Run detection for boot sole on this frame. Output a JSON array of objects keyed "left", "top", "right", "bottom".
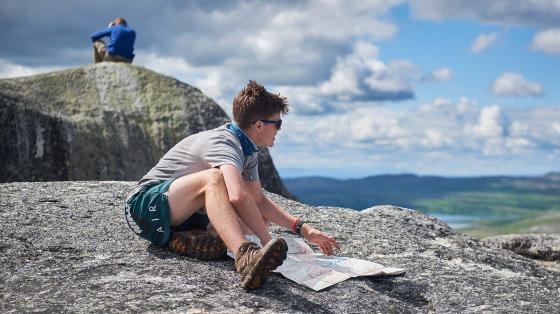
[
  {"left": 168, "top": 231, "right": 227, "bottom": 260},
  {"left": 240, "top": 238, "right": 288, "bottom": 290}
]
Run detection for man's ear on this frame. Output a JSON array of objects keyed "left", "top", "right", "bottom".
[{"left": 255, "top": 120, "right": 263, "bottom": 131}]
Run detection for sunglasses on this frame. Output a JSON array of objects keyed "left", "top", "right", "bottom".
[{"left": 253, "top": 119, "right": 282, "bottom": 130}]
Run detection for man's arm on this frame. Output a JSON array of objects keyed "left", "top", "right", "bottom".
[
  {"left": 91, "top": 28, "right": 111, "bottom": 42},
  {"left": 219, "top": 164, "right": 272, "bottom": 245},
  {"left": 245, "top": 180, "right": 340, "bottom": 256}
]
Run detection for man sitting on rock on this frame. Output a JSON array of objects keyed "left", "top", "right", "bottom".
[
  {"left": 124, "top": 80, "right": 339, "bottom": 290},
  {"left": 91, "top": 17, "right": 135, "bottom": 63}
]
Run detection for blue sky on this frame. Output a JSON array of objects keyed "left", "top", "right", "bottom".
[{"left": 1, "top": 0, "right": 559, "bottom": 179}]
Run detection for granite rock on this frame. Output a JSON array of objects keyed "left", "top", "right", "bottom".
[
  {"left": 481, "top": 233, "right": 560, "bottom": 261},
  {"left": 0, "top": 63, "right": 293, "bottom": 199},
  {"left": 1, "top": 181, "right": 559, "bottom": 313}
]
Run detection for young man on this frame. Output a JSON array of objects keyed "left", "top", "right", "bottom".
[
  {"left": 124, "top": 81, "right": 339, "bottom": 290},
  {"left": 91, "top": 17, "right": 136, "bottom": 63}
]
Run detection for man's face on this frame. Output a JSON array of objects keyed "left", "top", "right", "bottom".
[{"left": 259, "top": 113, "right": 281, "bottom": 147}]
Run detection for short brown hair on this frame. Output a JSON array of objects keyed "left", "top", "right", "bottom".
[
  {"left": 114, "top": 17, "right": 127, "bottom": 26},
  {"left": 233, "top": 80, "right": 289, "bottom": 128}
]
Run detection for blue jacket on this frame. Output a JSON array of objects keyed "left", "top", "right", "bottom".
[{"left": 91, "top": 24, "right": 136, "bottom": 60}]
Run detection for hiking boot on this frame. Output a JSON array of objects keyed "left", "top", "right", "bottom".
[
  {"left": 168, "top": 229, "right": 227, "bottom": 260},
  {"left": 235, "top": 238, "right": 288, "bottom": 290}
]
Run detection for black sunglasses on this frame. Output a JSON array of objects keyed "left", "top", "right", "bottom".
[{"left": 253, "top": 119, "right": 282, "bottom": 130}]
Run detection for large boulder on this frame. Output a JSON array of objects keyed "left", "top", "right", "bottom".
[
  {"left": 482, "top": 234, "right": 560, "bottom": 261},
  {"left": 0, "top": 63, "right": 293, "bottom": 199},
  {"left": 1, "top": 181, "right": 558, "bottom": 313}
]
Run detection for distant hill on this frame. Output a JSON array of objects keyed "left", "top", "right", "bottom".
[{"left": 284, "top": 173, "right": 560, "bottom": 218}]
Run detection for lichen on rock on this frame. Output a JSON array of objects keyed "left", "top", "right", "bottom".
[{"left": 0, "top": 63, "right": 292, "bottom": 198}]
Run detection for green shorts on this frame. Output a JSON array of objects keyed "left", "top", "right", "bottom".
[{"left": 124, "top": 179, "right": 210, "bottom": 246}]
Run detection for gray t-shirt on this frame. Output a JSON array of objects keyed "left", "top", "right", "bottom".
[{"left": 138, "top": 123, "right": 259, "bottom": 188}]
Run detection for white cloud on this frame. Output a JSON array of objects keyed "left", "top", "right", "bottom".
[
  {"left": 480, "top": 136, "right": 535, "bottom": 156},
  {"left": 0, "top": 0, "right": 404, "bottom": 88},
  {"left": 432, "top": 67, "right": 453, "bottom": 80},
  {"left": 490, "top": 72, "right": 544, "bottom": 97},
  {"left": 419, "top": 97, "right": 453, "bottom": 113},
  {"left": 275, "top": 112, "right": 560, "bottom": 177},
  {"left": 470, "top": 33, "right": 498, "bottom": 53},
  {"left": 422, "top": 67, "right": 453, "bottom": 81},
  {"left": 552, "top": 122, "right": 560, "bottom": 134},
  {"left": 457, "top": 97, "right": 478, "bottom": 114},
  {"left": 421, "top": 129, "right": 455, "bottom": 149},
  {"left": 320, "top": 42, "right": 419, "bottom": 100},
  {"left": 464, "top": 105, "right": 509, "bottom": 138},
  {"left": 409, "top": 0, "right": 560, "bottom": 28},
  {"left": 0, "top": 59, "right": 61, "bottom": 79},
  {"left": 419, "top": 96, "right": 476, "bottom": 117},
  {"left": 276, "top": 41, "right": 422, "bottom": 114},
  {"left": 532, "top": 28, "right": 560, "bottom": 54},
  {"left": 351, "top": 112, "right": 409, "bottom": 143},
  {"left": 134, "top": 53, "right": 238, "bottom": 112},
  {"left": 275, "top": 101, "right": 559, "bottom": 175},
  {"left": 511, "top": 121, "right": 530, "bottom": 137}
]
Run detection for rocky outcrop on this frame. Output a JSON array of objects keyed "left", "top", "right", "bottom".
[
  {"left": 1, "top": 181, "right": 559, "bottom": 313},
  {"left": 482, "top": 234, "right": 560, "bottom": 261},
  {"left": 0, "top": 63, "right": 293, "bottom": 199}
]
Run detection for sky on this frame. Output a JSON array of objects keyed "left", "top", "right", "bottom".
[{"left": 1, "top": 0, "right": 559, "bottom": 179}]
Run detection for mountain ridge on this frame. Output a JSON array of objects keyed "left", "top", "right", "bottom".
[{"left": 284, "top": 172, "right": 560, "bottom": 214}]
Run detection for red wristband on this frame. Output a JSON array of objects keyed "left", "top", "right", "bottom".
[{"left": 291, "top": 217, "right": 300, "bottom": 234}]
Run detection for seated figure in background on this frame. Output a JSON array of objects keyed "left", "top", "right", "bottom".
[{"left": 91, "top": 17, "right": 135, "bottom": 63}]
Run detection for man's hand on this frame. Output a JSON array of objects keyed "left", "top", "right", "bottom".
[{"left": 301, "top": 225, "right": 340, "bottom": 256}]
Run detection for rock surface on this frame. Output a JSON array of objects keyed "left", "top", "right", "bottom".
[
  {"left": 1, "top": 181, "right": 559, "bottom": 313},
  {"left": 0, "top": 63, "right": 293, "bottom": 199},
  {"left": 482, "top": 234, "right": 560, "bottom": 261}
]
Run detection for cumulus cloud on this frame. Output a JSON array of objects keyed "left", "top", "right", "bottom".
[
  {"left": 532, "top": 28, "right": 560, "bottom": 54},
  {"left": 470, "top": 33, "right": 498, "bottom": 53},
  {"left": 552, "top": 122, "right": 560, "bottom": 134},
  {"left": 422, "top": 67, "right": 453, "bottom": 81},
  {"left": 419, "top": 96, "right": 476, "bottom": 117},
  {"left": 275, "top": 41, "right": 424, "bottom": 115},
  {"left": 420, "top": 129, "right": 455, "bottom": 149},
  {"left": 491, "top": 72, "right": 544, "bottom": 97},
  {"left": 409, "top": 0, "right": 560, "bottom": 28},
  {"left": 0, "top": 58, "right": 61, "bottom": 79},
  {"left": 276, "top": 99, "right": 559, "bottom": 170},
  {"left": 1, "top": 0, "right": 428, "bottom": 115},
  {"left": 464, "top": 105, "right": 510, "bottom": 138},
  {"left": 319, "top": 41, "right": 418, "bottom": 101},
  {"left": 271, "top": 93, "right": 560, "bottom": 176},
  {"left": 0, "top": 0, "right": 425, "bottom": 115},
  {"left": 0, "top": 0, "right": 402, "bottom": 86}
]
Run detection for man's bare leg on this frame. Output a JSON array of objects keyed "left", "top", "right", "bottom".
[
  {"left": 166, "top": 169, "right": 288, "bottom": 289},
  {"left": 165, "top": 168, "right": 246, "bottom": 253}
]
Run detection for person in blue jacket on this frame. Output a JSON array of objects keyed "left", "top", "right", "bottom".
[{"left": 91, "top": 17, "right": 136, "bottom": 63}]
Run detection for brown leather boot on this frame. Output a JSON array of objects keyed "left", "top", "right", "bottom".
[
  {"left": 235, "top": 238, "right": 288, "bottom": 290},
  {"left": 168, "top": 230, "right": 227, "bottom": 260}
]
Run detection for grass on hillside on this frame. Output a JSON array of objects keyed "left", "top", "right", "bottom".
[
  {"left": 413, "top": 191, "right": 560, "bottom": 216},
  {"left": 412, "top": 191, "right": 560, "bottom": 239},
  {"left": 458, "top": 210, "right": 560, "bottom": 239}
]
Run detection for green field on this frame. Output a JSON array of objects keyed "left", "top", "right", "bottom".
[
  {"left": 284, "top": 173, "right": 560, "bottom": 238},
  {"left": 460, "top": 210, "right": 560, "bottom": 239}
]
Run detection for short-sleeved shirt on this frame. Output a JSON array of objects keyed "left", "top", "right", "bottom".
[{"left": 137, "top": 123, "right": 260, "bottom": 189}]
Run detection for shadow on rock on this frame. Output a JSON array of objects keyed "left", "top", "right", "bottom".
[
  {"left": 252, "top": 282, "right": 336, "bottom": 314},
  {"left": 366, "top": 276, "right": 434, "bottom": 311}
]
